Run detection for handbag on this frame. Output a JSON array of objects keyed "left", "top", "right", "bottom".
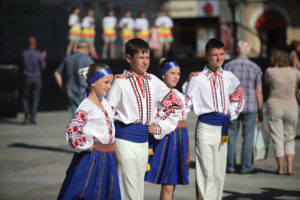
[{"left": 253, "top": 123, "right": 269, "bottom": 161}]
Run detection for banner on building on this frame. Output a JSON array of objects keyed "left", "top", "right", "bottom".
[{"left": 166, "top": 0, "right": 219, "bottom": 18}]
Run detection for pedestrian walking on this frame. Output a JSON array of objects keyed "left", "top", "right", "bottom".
[
  {"left": 54, "top": 41, "right": 94, "bottom": 118},
  {"left": 22, "top": 36, "right": 46, "bottom": 125},
  {"left": 224, "top": 39, "right": 263, "bottom": 174}
]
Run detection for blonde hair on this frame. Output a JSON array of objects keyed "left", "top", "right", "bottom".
[
  {"left": 86, "top": 63, "right": 110, "bottom": 81},
  {"left": 270, "top": 48, "right": 290, "bottom": 68}
]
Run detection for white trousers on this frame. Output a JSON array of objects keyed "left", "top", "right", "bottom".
[
  {"left": 195, "top": 122, "right": 227, "bottom": 200},
  {"left": 115, "top": 138, "right": 148, "bottom": 200}
]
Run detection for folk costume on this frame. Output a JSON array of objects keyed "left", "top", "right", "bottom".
[
  {"left": 58, "top": 69, "right": 121, "bottom": 200},
  {"left": 145, "top": 88, "right": 190, "bottom": 185},
  {"left": 102, "top": 16, "right": 117, "bottom": 42},
  {"left": 119, "top": 17, "right": 135, "bottom": 44},
  {"left": 184, "top": 66, "right": 244, "bottom": 200},
  {"left": 107, "top": 70, "right": 182, "bottom": 199},
  {"left": 81, "top": 16, "right": 95, "bottom": 43},
  {"left": 155, "top": 16, "right": 173, "bottom": 44},
  {"left": 68, "top": 14, "right": 81, "bottom": 41},
  {"left": 134, "top": 18, "right": 149, "bottom": 42}
]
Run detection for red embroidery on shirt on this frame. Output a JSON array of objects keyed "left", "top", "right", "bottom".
[
  {"left": 66, "top": 110, "right": 88, "bottom": 148},
  {"left": 229, "top": 84, "right": 244, "bottom": 114},
  {"left": 104, "top": 110, "right": 114, "bottom": 143}
]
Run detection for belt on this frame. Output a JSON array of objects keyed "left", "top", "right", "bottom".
[{"left": 176, "top": 120, "right": 187, "bottom": 129}]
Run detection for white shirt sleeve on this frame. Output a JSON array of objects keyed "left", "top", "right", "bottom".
[
  {"left": 69, "top": 14, "right": 79, "bottom": 26},
  {"left": 154, "top": 79, "right": 182, "bottom": 137},
  {"left": 65, "top": 109, "right": 94, "bottom": 152},
  {"left": 227, "top": 73, "right": 245, "bottom": 120}
]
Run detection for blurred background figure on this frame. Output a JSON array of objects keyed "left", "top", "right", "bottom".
[
  {"left": 54, "top": 41, "right": 94, "bottom": 118},
  {"left": 264, "top": 48, "right": 299, "bottom": 175},
  {"left": 81, "top": 9, "right": 99, "bottom": 60},
  {"left": 66, "top": 6, "right": 81, "bottom": 56},
  {"left": 119, "top": 9, "right": 135, "bottom": 54},
  {"left": 134, "top": 11, "right": 149, "bottom": 42},
  {"left": 224, "top": 40, "right": 263, "bottom": 174},
  {"left": 288, "top": 40, "right": 300, "bottom": 70},
  {"left": 102, "top": 9, "right": 117, "bottom": 59},
  {"left": 149, "top": 22, "right": 160, "bottom": 58},
  {"left": 22, "top": 36, "right": 46, "bottom": 125},
  {"left": 155, "top": 9, "right": 173, "bottom": 57}
]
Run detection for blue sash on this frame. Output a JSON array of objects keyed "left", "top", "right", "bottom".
[
  {"left": 114, "top": 120, "right": 149, "bottom": 143},
  {"left": 198, "top": 112, "right": 230, "bottom": 144}
]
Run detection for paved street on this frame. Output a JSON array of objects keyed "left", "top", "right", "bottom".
[{"left": 0, "top": 110, "right": 300, "bottom": 200}]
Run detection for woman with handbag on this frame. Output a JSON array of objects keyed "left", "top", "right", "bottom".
[{"left": 265, "top": 48, "right": 300, "bottom": 175}]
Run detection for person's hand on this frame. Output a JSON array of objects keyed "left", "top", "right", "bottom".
[
  {"left": 114, "top": 74, "right": 125, "bottom": 79},
  {"left": 256, "top": 111, "right": 263, "bottom": 122},
  {"left": 188, "top": 71, "right": 200, "bottom": 80},
  {"left": 88, "top": 145, "right": 94, "bottom": 152},
  {"left": 42, "top": 50, "right": 47, "bottom": 58},
  {"left": 148, "top": 125, "right": 156, "bottom": 135}
]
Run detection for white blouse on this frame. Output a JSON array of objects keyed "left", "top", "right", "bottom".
[
  {"left": 155, "top": 16, "right": 173, "bottom": 28},
  {"left": 68, "top": 14, "right": 81, "bottom": 27},
  {"left": 66, "top": 98, "right": 115, "bottom": 152},
  {"left": 82, "top": 16, "right": 95, "bottom": 29},
  {"left": 134, "top": 18, "right": 149, "bottom": 30},
  {"left": 119, "top": 17, "right": 135, "bottom": 30},
  {"left": 184, "top": 66, "right": 244, "bottom": 120},
  {"left": 102, "top": 16, "right": 117, "bottom": 28},
  {"left": 107, "top": 70, "right": 182, "bottom": 135}
]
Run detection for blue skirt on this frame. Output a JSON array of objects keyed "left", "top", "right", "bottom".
[
  {"left": 145, "top": 128, "right": 189, "bottom": 185},
  {"left": 58, "top": 151, "right": 121, "bottom": 200}
]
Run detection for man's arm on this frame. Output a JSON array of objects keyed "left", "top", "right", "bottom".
[
  {"left": 54, "top": 71, "right": 65, "bottom": 92},
  {"left": 256, "top": 85, "right": 263, "bottom": 122}
]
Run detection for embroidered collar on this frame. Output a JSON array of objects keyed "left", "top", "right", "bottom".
[
  {"left": 203, "top": 66, "right": 223, "bottom": 78},
  {"left": 124, "top": 70, "right": 152, "bottom": 80}
]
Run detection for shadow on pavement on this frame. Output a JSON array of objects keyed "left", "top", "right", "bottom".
[
  {"left": 8, "top": 143, "right": 72, "bottom": 153},
  {"left": 224, "top": 188, "right": 300, "bottom": 199},
  {"left": 0, "top": 118, "right": 24, "bottom": 125}
]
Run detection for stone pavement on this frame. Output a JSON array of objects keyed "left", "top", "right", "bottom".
[{"left": 0, "top": 110, "right": 299, "bottom": 200}]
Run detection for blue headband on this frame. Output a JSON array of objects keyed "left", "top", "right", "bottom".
[
  {"left": 161, "top": 61, "right": 179, "bottom": 76},
  {"left": 82, "top": 68, "right": 113, "bottom": 100}
]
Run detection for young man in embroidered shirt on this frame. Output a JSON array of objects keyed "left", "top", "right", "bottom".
[
  {"left": 107, "top": 38, "right": 182, "bottom": 200},
  {"left": 184, "top": 38, "right": 245, "bottom": 200}
]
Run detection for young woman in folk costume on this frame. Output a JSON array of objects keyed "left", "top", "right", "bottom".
[
  {"left": 119, "top": 9, "right": 135, "bottom": 54},
  {"left": 134, "top": 11, "right": 150, "bottom": 42},
  {"left": 145, "top": 58, "right": 191, "bottom": 200},
  {"left": 102, "top": 9, "right": 117, "bottom": 59},
  {"left": 58, "top": 63, "right": 121, "bottom": 200},
  {"left": 66, "top": 6, "right": 81, "bottom": 55},
  {"left": 81, "top": 9, "right": 99, "bottom": 60}
]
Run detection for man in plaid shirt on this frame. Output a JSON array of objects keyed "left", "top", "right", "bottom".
[{"left": 224, "top": 39, "right": 263, "bottom": 174}]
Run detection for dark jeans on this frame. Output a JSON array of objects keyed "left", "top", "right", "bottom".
[
  {"left": 227, "top": 112, "right": 256, "bottom": 173},
  {"left": 22, "top": 77, "right": 42, "bottom": 122}
]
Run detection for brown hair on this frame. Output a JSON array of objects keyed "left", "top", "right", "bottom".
[
  {"left": 270, "top": 48, "right": 290, "bottom": 68},
  {"left": 125, "top": 38, "right": 149, "bottom": 58},
  {"left": 86, "top": 63, "right": 110, "bottom": 82}
]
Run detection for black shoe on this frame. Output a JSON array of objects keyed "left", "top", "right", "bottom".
[
  {"left": 29, "top": 120, "right": 36, "bottom": 125},
  {"left": 239, "top": 168, "right": 259, "bottom": 174},
  {"left": 226, "top": 169, "right": 235, "bottom": 174}
]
